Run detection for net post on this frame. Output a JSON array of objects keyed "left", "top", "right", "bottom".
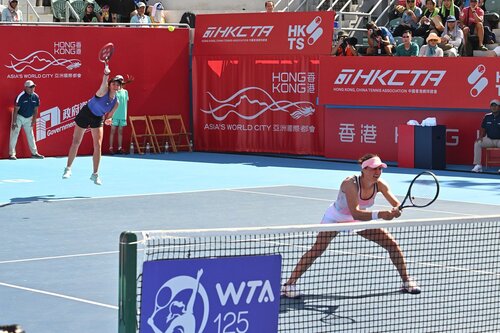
[{"left": 118, "top": 231, "right": 138, "bottom": 333}]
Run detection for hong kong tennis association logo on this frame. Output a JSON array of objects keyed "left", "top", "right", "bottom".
[
  {"left": 288, "top": 16, "right": 323, "bottom": 50},
  {"left": 147, "top": 269, "right": 209, "bottom": 333},
  {"left": 467, "top": 64, "right": 488, "bottom": 98}
]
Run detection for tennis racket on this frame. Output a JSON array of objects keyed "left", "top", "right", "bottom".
[
  {"left": 399, "top": 171, "right": 439, "bottom": 210},
  {"left": 99, "top": 43, "right": 114, "bottom": 73},
  {"left": 99, "top": 42, "right": 114, "bottom": 64}
]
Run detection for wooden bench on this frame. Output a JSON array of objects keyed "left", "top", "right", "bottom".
[{"left": 484, "top": 148, "right": 500, "bottom": 168}]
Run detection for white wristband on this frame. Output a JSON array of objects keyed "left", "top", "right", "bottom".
[{"left": 371, "top": 210, "right": 379, "bottom": 220}]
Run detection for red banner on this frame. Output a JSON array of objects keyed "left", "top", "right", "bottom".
[
  {"left": 0, "top": 26, "right": 190, "bottom": 158},
  {"left": 319, "top": 57, "right": 499, "bottom": 110},
  {"left": 324, "top": 108, "right": 484, "bottom": 165},
  {"left": 319, "top": 56, "right": 500, "bottom": 165},
  {"left": 194, "top": 12, "right": 334, "bottom": 55},
  {"left": 193, "top": 56, "right": 324, "bottom": 155}
]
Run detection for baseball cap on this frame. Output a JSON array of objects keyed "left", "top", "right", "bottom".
[
  {"left": 110, "top": 75, "right": 124, "bottom": 83},
  {"left": 361, "top": 156, "right": 387, "bottom": 169},
  {"left": 490, "top": 99, "right": 500, "bottom": 106},
  {"left": 337, "top": 30, "right": 349, "bottom": 38},
  {"left": 446, "top": 16, "right": 456, "bottom": 22},
  {"left": 137, "top": 2, "right": 146, "bottom": 7},
  {"left": 24, "top": 80, "right": 36, "bottom": 88}
]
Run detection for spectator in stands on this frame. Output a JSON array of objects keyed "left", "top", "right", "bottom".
[
  {"left": 435, "top": 0, "right": 460, "bottom": 33},
  {"left": 415, "top": 0, "right": 440, "bottom": 39},
  {"left": 332, "top": 30, "right": 359, "bottom": 56},
  {"left": 82, "top": 2, "right": 100, "bottom": 23},
  {"left": 471, "top": 99, "right": 500, "bottom": 173},
  {"left": 180, "top": 11, "right": 195, "bottom": 28},
  {"left": 393, "top": 0, "right": 422, "bottom": 36},
  {"left": 265, "top": 1, "right": 274, "bottom": 13},
  {"left": 439, "top": 16, "right": 464, "bottom": 56},
  {"left": 130, "top": 2, "right": 151, "bottom": 26},
  {"left": 148, "top": 2, "right": 167, "bottom": 26},
  {"left": 2, "top": 0, "right": 23, "bottom": 22},
  {"left": 109, "top": 74, "right": 133, "bottom": 155},
  {"left": 460, "top": 0, "right": 488, "bottom": 51},
  {"left": 395, "top": 30, "right": 420, "bottom": 55},
  {"left": 366, "top": 21, "right": 396, "bottom": 55},
  {"left": 9, "top": 80, "right": 44, "bottom": 160},
  {"left": 419, "top": 32, "right": 444, "bottom": 55},
  {"left": 100, "top": 4, "right": 114, "bottom": 23}
]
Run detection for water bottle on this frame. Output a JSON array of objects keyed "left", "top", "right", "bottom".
[
  {"left": 189, "top": 139, "right": 193, "bottom": 152},
  {"left": 146, "top": 142, "right": 151, "bottom": 154},
  {"left": 164, "top": 141, "right": 169, "bottom": 154},
  {"left": 129, "top": 142, "right": 134, "bottom": 155}
]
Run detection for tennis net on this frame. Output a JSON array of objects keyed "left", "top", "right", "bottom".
[{"left": 119, "top": 215, "right": 500, "bottom": 333}]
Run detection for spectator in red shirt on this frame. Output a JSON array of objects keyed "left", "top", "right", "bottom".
[{"left": 460, "top": 0, "right": 488, "bottom": 51}]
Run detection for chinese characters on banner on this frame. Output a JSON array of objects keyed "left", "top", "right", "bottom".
[{"left": 320, "top": 57, "right": 500, "bottom": 165}]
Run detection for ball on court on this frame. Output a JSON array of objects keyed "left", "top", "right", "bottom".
[{"left": 167, "top": 25, "right": 175, "bottom": 32}]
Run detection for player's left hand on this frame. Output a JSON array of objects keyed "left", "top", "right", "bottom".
[{"left": 104, "top": 118, "right": 112, "bottom": 126}]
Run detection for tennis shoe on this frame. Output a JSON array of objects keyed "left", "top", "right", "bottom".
[
  {"left": 9, "top": 155, "right": 17, "bottom": 160},
  {"left": 31, "top": 153, "right": 44, "bottom": 159},
  {"left": 62, "top": 167, "right": 71, "bottom": 179},
  {"left": 281, "top": 284, "right": 302, "bottom": 298},
  {"left": 90, "top": 173, "right": 102, "bottom": 185},
  {"left": 471, "top": 165, "right": 482, "bottom": 173},
  {"left": 402, "top": 278, "right": 421, "bottom": 294}
]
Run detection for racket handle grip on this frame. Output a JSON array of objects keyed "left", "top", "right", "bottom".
[{"left": 104, "top": 64, "right": 110, "bottom": 75}]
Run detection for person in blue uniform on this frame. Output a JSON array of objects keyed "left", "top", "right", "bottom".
[{"left": 9, "top": 80, "right": 44, "bottom": 160}]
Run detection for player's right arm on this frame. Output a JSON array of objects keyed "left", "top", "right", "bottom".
[{"left": 96, "top": 71, "right": 110, "bottom": 97}]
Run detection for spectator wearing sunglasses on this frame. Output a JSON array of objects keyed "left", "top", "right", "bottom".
[
  {"left": 2, "top": 0, "right": 23, "bottom": 22},
  {"left": 419, "top": 32, "right": 444, "bottom": 56},
  {"left": 460, "top": 0, "right": 488, "bottom": 51},
  {"left": 393, "top": 0, "right": 422, "bottom": 37},
  {"left": 395, "top": 30, "right": 420, "bottom": 56},
  {"left": 439, "top": 16, "right": 463, "bottom": 56}
]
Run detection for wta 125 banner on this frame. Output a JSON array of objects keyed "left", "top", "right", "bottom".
[{"left": 140, "top": 255, "right": 281, "bottom": 333}]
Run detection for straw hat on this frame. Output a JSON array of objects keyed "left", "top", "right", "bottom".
[{"left": 426, "top": 32, "right": 441, "bottom": 43}]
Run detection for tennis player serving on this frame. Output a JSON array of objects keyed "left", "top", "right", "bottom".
[
  {"left": 282, "top": 153, "right": 420, "bottom": 298},
  {"left": 62, "top": 43, "right": 120, "bottom": 185}
]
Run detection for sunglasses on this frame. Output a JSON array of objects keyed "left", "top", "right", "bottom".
[
  {"left": 402, "top": 35, "right": 410, "bottom": 38},
  {"left": 429, "top": 39, "right": 439, "bottom": 42}
]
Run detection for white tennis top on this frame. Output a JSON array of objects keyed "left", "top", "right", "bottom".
[{"left": 322, "top": 175, "right": 378, "bottom": 224}]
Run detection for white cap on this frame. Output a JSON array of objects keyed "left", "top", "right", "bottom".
[
  {"left": 137, "top": 2, "right": 146, "bottom": 7},
  {"left": 490, "top": 99, "right": 500, "bottom": 106},
  {"left": 24, "top": 80, "right": 36, "bottom": 87}
]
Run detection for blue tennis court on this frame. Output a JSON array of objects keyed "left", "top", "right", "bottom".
[{"left": 0, "top": 153, "right": 499, "bottom": 332}]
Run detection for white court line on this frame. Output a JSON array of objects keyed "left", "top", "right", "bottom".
[
  {"left": 0, "top": 184, "right": 292, "bottom": 207},
  {"left": 227, "top": 188, "right": 476, "bottom": 216},
  {"left": 0, "top": 281, "right": 118, "bottom": 310},
  {"left": 0, "top": 250, "right": 118, "bottom": 265}
]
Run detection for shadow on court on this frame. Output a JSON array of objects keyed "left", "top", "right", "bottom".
[{"left": 0, "top": 194, "right": 90, "bottom": 208}]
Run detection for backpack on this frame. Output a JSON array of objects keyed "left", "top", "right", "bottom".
[{"left": 180, "top": 11, "right": 195, "bottom": 28}]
